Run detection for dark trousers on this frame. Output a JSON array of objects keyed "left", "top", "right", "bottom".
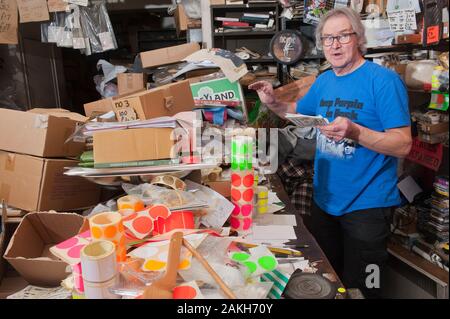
[{"left": 310, "top": 201, "right": 392, "bottom": 299}]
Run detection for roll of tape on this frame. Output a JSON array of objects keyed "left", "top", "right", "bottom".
[
  {"left": 117, "top": 195, "right": 145, "bottom": 212},
  {"left": 83, "top": 275, "right": 120, "bottom": 299},
  {"left": 81, "top": 240, "right": 117, "bottom": 283}
]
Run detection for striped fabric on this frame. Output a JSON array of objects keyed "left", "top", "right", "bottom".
[{"left": 260, "top": 269, "right": 291, "bottom": 299}]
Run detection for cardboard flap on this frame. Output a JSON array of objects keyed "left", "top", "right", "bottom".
[{"left": 28, "top": 108, "right": 88, "bottom": 123}]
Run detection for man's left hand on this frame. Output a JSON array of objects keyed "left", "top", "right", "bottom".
[{"left": 318, "top": 116, "right": 359, "bottom": 142}]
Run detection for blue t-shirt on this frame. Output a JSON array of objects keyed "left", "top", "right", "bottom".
[{"left": 296, "top": 61, "right": 410, "bottom": 216}]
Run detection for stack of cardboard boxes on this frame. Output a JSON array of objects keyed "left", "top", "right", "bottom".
[{"left": 0, "top": 108, "right": 101, "bottom": 212}]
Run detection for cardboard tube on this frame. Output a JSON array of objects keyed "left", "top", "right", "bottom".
[{"left": 81, "top": 240, "right": 117, "bottom": 283}]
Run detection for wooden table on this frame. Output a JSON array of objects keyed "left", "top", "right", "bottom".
[{"left": 267, "top": 174, "right": 344, "bottom": 290}]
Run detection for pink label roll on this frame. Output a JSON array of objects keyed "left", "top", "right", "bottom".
[{"left": 230, "top": 216, "right": 253, "bottom": 232}]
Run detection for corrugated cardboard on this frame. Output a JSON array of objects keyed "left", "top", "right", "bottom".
[
  {"left": 140, "top": 42, "right": 200, "bottom": 69},
  {"left": 0, "top": 151, "right": 101, "bottom": 212},
  {"left": 4, "top": 212, "right": 84, "bottom": 286},
  {"left": 83, "top": 98, "right": 114, "bottom": 117},
  {"left": 117, "top": 73, "right": 147, "bottom": 95},
  {"left": 418, "top": 121, "right": 449, "bottom": 135},
  {"left": 205, "top": 180, "right": 231, "bottom": 198},
  {"left": 112, "top": 80, "right": 196, "bottom": 120},
  {"left": 174, "top": 4, "right": 188, "bottom": 36},
  {"left": 93, "top": 128, "right": 175, "bottom": 164},
  {"left": 0, "top": 108, "right": 86, "bottom": 158}
]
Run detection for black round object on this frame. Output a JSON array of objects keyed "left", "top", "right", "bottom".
[
  {"left": 284, "top": 272, "right": 337, "bottom": 299},
  {"left": 269, "top": 30, "right": 303, "bottom": 65}
]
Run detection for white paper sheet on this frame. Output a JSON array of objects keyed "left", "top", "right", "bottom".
[
  {"left": 253, "top": 214, "right": 297, "bottom": 226},
  {"left": 251, "top": 225, "right": 297, "bottom": 240}
]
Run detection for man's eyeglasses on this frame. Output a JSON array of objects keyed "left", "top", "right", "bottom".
[{"left": 320, "top": 32, "right": 356, "bottom": 46}]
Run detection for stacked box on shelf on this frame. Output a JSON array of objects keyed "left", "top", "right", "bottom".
[{"left": 423, "top": 176, "right": 449, "bottom": 242}]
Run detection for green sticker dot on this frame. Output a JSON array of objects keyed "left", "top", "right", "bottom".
[
  {"left": 232, "top": 142, "right": 237, "bottom": 155},
  {"left": 242, "top": 144, "right": 248, "bottom": 155},
  {"left": 232, "top": 252, "right": 250, "bottom": 262},
  {"left": 231, "top": 162, "right": 238, "bottom": 170},
  {"left": 247, "top": 162, "right": 252, "bottom": 170},
  {"left": 243, "top": 261, "right": 257, "bottom": 274},
  {"left": 258, "top": 256, "right": 277, "bottom": 271},
  {"left": 239, "top": 162, "right": 246, "bottom": 171}
]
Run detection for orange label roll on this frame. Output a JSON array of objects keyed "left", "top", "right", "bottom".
[
  {"left": 89, "top": 212, "right": 126, "bottom": 262},
  {"left": 117, "top": 195, "right": 145, "bottom": 212}
]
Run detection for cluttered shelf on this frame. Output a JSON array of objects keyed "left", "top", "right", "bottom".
[
  {"left": 388, "top": 241, "right": 448, "bottom": 286},
  {"left": 211, "top": 4, "right": 279, "bottom": 9}
]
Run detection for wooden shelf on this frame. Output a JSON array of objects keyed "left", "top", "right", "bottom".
[
  {"left": 388, "top": 241, "right": 449, "bottom": 286},
  {"left": 214, "top": 30, "right": 276, "bottom": 36}
]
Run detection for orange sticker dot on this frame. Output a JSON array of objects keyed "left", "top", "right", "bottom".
[
  {"left": 231, "top": 189, "right": 241, "bottom": 202},
  {"left": 144, "top": 260, "right": 166, "bottom": 271},
  {"left": 91, "top": 226, "right": 102, "bottom": 239},
  {"left": 118, "top": 203, "right": 134, "bottom": 210},
  {"left": 173, "top": 286, "right": 197, "bottom": 299},
  {"left": 119, "top": 236, "right": 126, "bottom": 247},
  {"left": 117, "top": 222, "right": 124, "bottom": 233},
  {"left": 178, "top": 259, "right": 191, "bottom": 269},
  {"left": 242, "top": 189, "right": 254, "bottom": 202},
  {"left": 243, "top": 174, "right": 254, "bottom": 187},
  {"left": 135, "top": 202, "right": 145, "bottom": 212},
  {"left": 104, "top": 225, "right": 117, "bottom": 238},
  {"left": 132, "top": 216, "right": 153, "bottom": 234},
  {"left": 149, "top": 205, "right": 170, "bottom": 219}
]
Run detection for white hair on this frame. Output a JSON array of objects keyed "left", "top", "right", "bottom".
[{"left": 315, "top": 7, "right": 367, "bottom": 55}]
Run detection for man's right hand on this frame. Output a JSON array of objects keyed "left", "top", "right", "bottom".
[{"left": 248, "top": 81, "right": 276, "bottom": 106}]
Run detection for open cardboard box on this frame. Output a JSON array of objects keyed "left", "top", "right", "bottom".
[
  {"left": 3, "top": 212, "right": 85, "bottom": 287},
  {"left": 84, "top": 80, "right": 196, "bottom": 121},
  {"left": 140, "top": 42, "right": 200, "bottom": 69},
  {"left": 0, "top": 108, "right": 87, "bottom": 158},
  {"left": 0, "top": 151, "right": 101, "bottom": 212}
]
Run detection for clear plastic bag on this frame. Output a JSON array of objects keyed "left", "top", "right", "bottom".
[
  {"left": 79, "top": 0, "right": 117, "bottom": 54},
  {"left": 41, "top": 12, "right": 65, "bottom": 44},
  {"left": 57, "top": 12, "right": 74, "bottom": 48}
]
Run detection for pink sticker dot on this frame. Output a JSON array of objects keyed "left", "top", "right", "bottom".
[
  {"left": 232, "top": 204, "right": 240, "bottom": 216},
  {"left": 243, "top": 218, "right": 252, "bottom": 230},
  {"left": 67, "top": 244, "right": 85, "bottom": 259},
  {"left": 241, "top": 204, "right": 252, "bottom": 217},
  {"left": 56, "top": 237, "right": 78, "bottom": 249},
  {"left": 78, "top": 231, "right": 91, "bottom": 239},
  {"left": 230, "top": 218, "right": 240, "bottom": 229}
]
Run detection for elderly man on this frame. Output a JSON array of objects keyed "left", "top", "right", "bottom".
[{"left": 250, "top": 7, "right": 412, "bottom": 298}]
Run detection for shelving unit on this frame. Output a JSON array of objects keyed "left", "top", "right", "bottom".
[{"left": 211, "top": 3, "right": 280, "bottom": 66}]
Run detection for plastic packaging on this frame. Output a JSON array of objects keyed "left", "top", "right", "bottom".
[{"left": 79, "top": 1, "right": 118, "bottom": 54}]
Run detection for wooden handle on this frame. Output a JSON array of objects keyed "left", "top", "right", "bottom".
[
  {"left": 163, "top": 231, "right": 183, "bottom": 289},
  {"left": 182, "top": 238, "right": 237, "bottom": 299}
]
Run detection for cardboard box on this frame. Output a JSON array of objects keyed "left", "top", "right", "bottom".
[
  {"left": 0, "top": 151, "right": 101, "bottom": 212},
  {"left": 174, "top": 4, "right": 188, "bottom": 36},
  {"left": 93, "top": 128, "right": 176, "bottom": 164},
  {"left": 395, "top": 33, "right": 422, "bottom": 44},
  {"left": 0, "top": 108, "right": 86, "bottom": 158},
  {"left": 83, "top": 98, "right": 114, "bottom": 117},
  {"left": 4, "top": 212, "right": 84, "bottom": 286},
  {"left": 205, "top": 180, "right": 231, "bottom": 199},
  {"left": 117, "top": 73, "right": 147, "bottom": 96},
  {"left": 418, "top": 121, "right": 449, "bottom": 135},
  {"left": 112, "top": 80, "right": 196, "bottom": 121},
  {"left": 140, "top": 42, "right": 200, "bottom": 69}
]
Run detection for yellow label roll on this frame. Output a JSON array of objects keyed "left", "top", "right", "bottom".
[{"left": 117, "top": 195, "right": 145, "bottom": 212}]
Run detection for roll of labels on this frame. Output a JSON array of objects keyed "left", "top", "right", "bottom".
[
  {"left": 80, "top": 240, "right": 120, "bottom": 299},
  {"left": 230, "top": 135, "right": 254, "bottom": 233},
  {"left": 89, "top": 211, "right": 127, "bottom": 262}
]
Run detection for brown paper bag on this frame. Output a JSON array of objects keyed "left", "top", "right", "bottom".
[
  {"left": 47, "top": 0, "right": 67, "bottom": 12},
  {"left": 0, "top": 0, "right": 18, "bottom": 44},
  {"left": 17, "top": 0, "right": 49, "bottom": 23}
]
